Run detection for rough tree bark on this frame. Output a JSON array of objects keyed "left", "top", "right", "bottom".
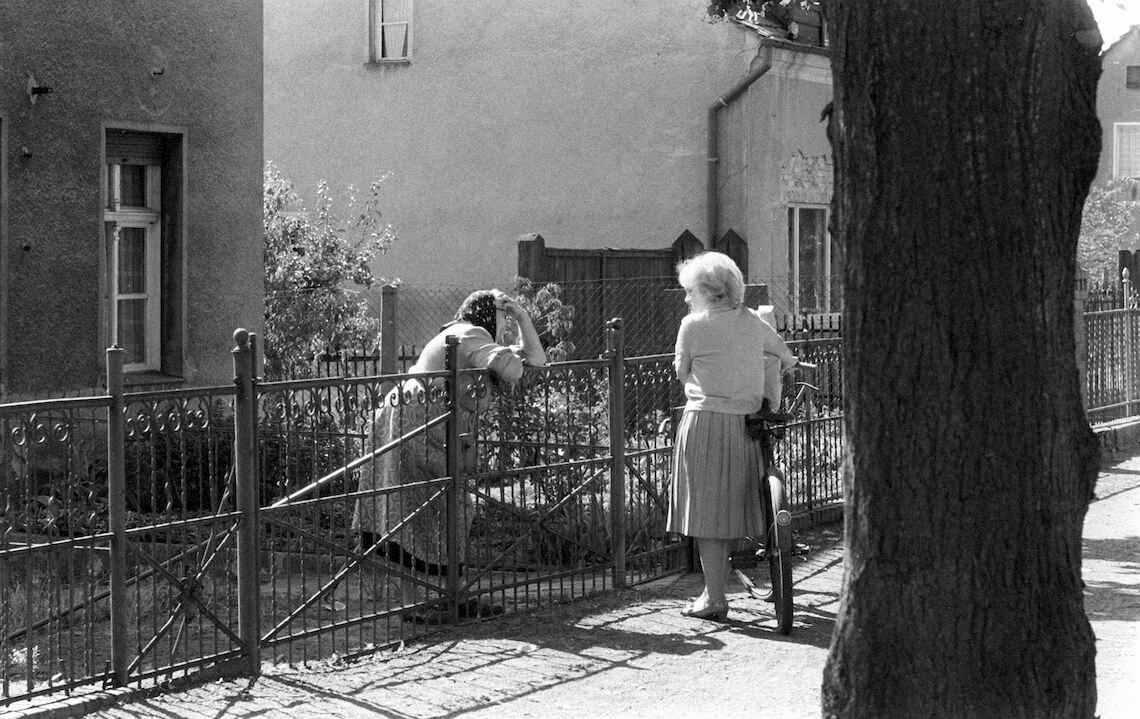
[{"left": 822, "top": 2, "right": 1103, "bottom": 717}]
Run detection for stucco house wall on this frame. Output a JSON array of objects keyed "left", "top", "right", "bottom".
[
  {"left": 717, "top": 41, "right": 832, "bottom": 313},
  {"left": 264, "top": 0, "right": 762, "bottom": 294},
  {"left": 1096, "top": 25, "right": 1140, "bottom": 185},
  {"left": 0, "top": 1, "right": 264, "bottom": 398}
]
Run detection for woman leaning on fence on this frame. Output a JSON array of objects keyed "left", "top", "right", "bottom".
[
  {"left": 352, "top": 289, "right": 546, "bottom": 621},
  {"left": 668, "top": 251, "right": 796, "bottom": 621}
]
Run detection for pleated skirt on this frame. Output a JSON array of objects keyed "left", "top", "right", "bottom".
[{"left": 666, "top": 409, "right": 764, "bottom": 539}]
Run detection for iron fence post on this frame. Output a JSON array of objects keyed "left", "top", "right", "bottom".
[
  {"left": 606, "top": 318, "right": 627, "bottom": 588},
  {"left": 232, "top": 328, "right": 260, "bottom": 675},
  {"left": 105, "top": 346, "right": 128, "bottom": 686},
  {"left": 380, "top": 285, "right": 398, "bottom": 374},
  {"left": 250, "top": 332, "right": 261, "bottom": 480},
  {"left": 445, "top": 335, "right": 461, "bottom": 622},
  {"left": 1121, "top": 270, "right": 1130, "bottom": 417},
  {"left": 1126, "top": 268, "right": 1135, "bottom": 417},
  {"left": 804, "top": 388, "right": 815, "bottom": 512}
]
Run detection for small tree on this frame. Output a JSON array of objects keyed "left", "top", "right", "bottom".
[
  {"left": 1077, "top": 179, "right": 1138, "bottom": 282},
  {"left": 263, "top": 162, "right": 397, "bottom": 378}
]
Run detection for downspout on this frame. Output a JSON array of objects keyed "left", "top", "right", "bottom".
[{"left": 707, "top": 41, "right": 774, "bottom": 247}]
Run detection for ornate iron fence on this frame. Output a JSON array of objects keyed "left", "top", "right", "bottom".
[
  {"left": 1083, "top": 272, "right": 1140, "bottom": 424},
  {"left": 1, "top": 319, "right": 846, "bottom": 709}
]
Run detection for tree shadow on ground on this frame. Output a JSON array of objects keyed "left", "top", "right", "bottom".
[
  {"left": 254, "top": 571, "right": 840, "bottom": 719},
  {"left": 724, "top": 594, "right": 838, "bottom": 650},
  {"left": 1084, "top": 578, "right": 1140, "bottom": 622},
  {"left": 1083, "top": 535, "right": 1140, "bottom": 563},
  {"left": 1092, "top": 471, "right": 1140, "bottom": 501},
  {"left": 1082, "top": 535, "right": 1140, "bottom": 623}
]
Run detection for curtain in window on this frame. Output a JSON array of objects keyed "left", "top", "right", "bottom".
[{"left": 381, "top": 0, "right": 411, "bottom": 59}]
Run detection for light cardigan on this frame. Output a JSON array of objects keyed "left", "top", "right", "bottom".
[
  {"left": 674, "top": 306, "right": 796, "bottom": 415},
  {"left": 410, "top": 322, "right": 523, "bottom": 383}
]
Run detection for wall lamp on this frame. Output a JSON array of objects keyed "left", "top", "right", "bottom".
[{"left": 26, "top": 73, "right": 53, "bottom": 103}]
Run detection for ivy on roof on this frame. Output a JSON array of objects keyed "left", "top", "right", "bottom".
[{"left": 708, "top": 1, "right": 826, "bottom": 47}]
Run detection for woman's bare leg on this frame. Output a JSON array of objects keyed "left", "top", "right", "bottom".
[{"left": 696, "top": 537, "right": 730, "bottom": 605}]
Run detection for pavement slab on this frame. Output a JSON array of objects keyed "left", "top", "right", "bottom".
[{"left": 7, "top": 459, "right": 1138, "bottom": 719}]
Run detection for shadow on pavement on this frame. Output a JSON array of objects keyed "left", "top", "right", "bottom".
[
  {"left": 256, "top": 587, "right": 838, "bottom": 719},
  {"left": 1085, "top": 578, "right": 1140, "bottom": 622},
  {"left": 720, "top": 601, "right": 837, "bottom": 649},
  {"left": 1083, "top": 535, "right": 1140, "bottom": 563},
  {"left": 1083, "top": 535, "right": 1140, "bottom": 623}
]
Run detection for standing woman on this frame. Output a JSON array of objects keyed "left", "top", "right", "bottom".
[{"left": 668, "top": 252, "right": 795, "bottom": 620}]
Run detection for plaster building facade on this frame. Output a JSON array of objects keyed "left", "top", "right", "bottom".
[
  {"left": 264, "top": 0, "right": 834, "bottom": 337},
  {"left": 712, "top": 36, "right": 832, "bottom": 315},
  {"left": 1097, "top": 25, "right": 1140, "bottom": 188},
  {"left": 0, "top": 1, "right": 264, "bottom": 398},
  {"left": 1096, "top": 25, "right": 1140, "bottom": 284}
]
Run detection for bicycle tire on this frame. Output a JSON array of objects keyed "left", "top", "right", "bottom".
[{"left": 766, "top": 475, "right": 794, "bottom": 634}]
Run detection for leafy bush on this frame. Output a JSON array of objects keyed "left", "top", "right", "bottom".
[
  {"left": 1078, "top": 179, "right": 1139, "bottom": 281},
  {"left": 263, "top": 162, "right": 397, "bottom": 378}
]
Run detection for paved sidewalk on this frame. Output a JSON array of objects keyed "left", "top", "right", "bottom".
[{"left": 13, "top": 459, "right": 1140, "bottom": 719}]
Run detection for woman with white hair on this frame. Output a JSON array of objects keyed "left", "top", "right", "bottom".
[{"left": 668, "top": 251, "right": 796, "bottom": 620}]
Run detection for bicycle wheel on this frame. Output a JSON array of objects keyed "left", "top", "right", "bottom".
[{"left": 766, "top": 475, "right": 794, "bottom": 634}]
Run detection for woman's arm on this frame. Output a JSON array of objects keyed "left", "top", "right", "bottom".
[
  {"left": 673, "top": 316, "right": 693, "bottom": 381},
  {"left": 497, "top": 293, "right": 548, "bottom": 367}
]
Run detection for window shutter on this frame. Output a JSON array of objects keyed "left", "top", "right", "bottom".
[{"left": 106, "top": 130, "right": 164, "bottom": 163}]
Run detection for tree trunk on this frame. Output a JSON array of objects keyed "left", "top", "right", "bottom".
[{"left": 822, "top": 2, "right": 1103, "bottom": 717}]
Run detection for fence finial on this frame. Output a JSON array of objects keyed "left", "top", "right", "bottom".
[{"left": 233, "top": 328, "right": 250, "bottom": 349}]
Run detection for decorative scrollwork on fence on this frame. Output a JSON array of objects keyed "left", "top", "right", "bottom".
[
  {"left": 428, "top": 379, "right": 449, "bottom": 407},
  {"left": 9, "top": 419, "right": 28, "bottom": 448},
  {"left": 466, "top": 371, "right": 491, "bottom": 404}
]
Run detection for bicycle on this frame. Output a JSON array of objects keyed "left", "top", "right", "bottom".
[{"left": 730, "top": 360, "right": 818, "bottom": 635}]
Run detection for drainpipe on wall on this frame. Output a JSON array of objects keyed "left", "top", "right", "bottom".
[{"left": 707, "top": 41, "right": 774, "bottom": 248}]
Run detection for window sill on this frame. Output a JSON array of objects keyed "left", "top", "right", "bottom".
[
  {"left": 123, "top": 371, "right": 186, "bottom": 389},
  {"left": 364, "top": 59, "right": 412, "bottom": 68}
]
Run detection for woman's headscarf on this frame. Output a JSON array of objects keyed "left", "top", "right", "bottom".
[{"left": 447, "top": 290, "right": 498, "bottom": 337}]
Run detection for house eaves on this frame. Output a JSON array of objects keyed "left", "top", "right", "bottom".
[{"left": 1102, "top": 24, "right": 1140, "bottom": 58}]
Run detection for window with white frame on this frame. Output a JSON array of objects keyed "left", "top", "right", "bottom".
[
  {"left": 369, "top": 0, "right": 413, "bottom": 63},
  {"left": 105, "top": 161, "right": 162, "bottom": 371},
  {"left": 1115, "top": 123, "right": 1140, "bottom": 180},
  {"left": 787, "top": 205, "right": 840, "bottom": 314}
]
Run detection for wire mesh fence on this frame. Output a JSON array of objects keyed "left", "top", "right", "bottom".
[{"left": 281, "top": 278, "right": 833, "bottom": 380}]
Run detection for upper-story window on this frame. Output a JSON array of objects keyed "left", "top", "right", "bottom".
[
  {"left": 1126, "top": 66, "right": 1140, "bottom": 90},
  {"left": 369, "top": 0, "right": 413, "bottom": 63},
  {"left": 1115, "top": 123, "right": 1140, "bottom": 180}
]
